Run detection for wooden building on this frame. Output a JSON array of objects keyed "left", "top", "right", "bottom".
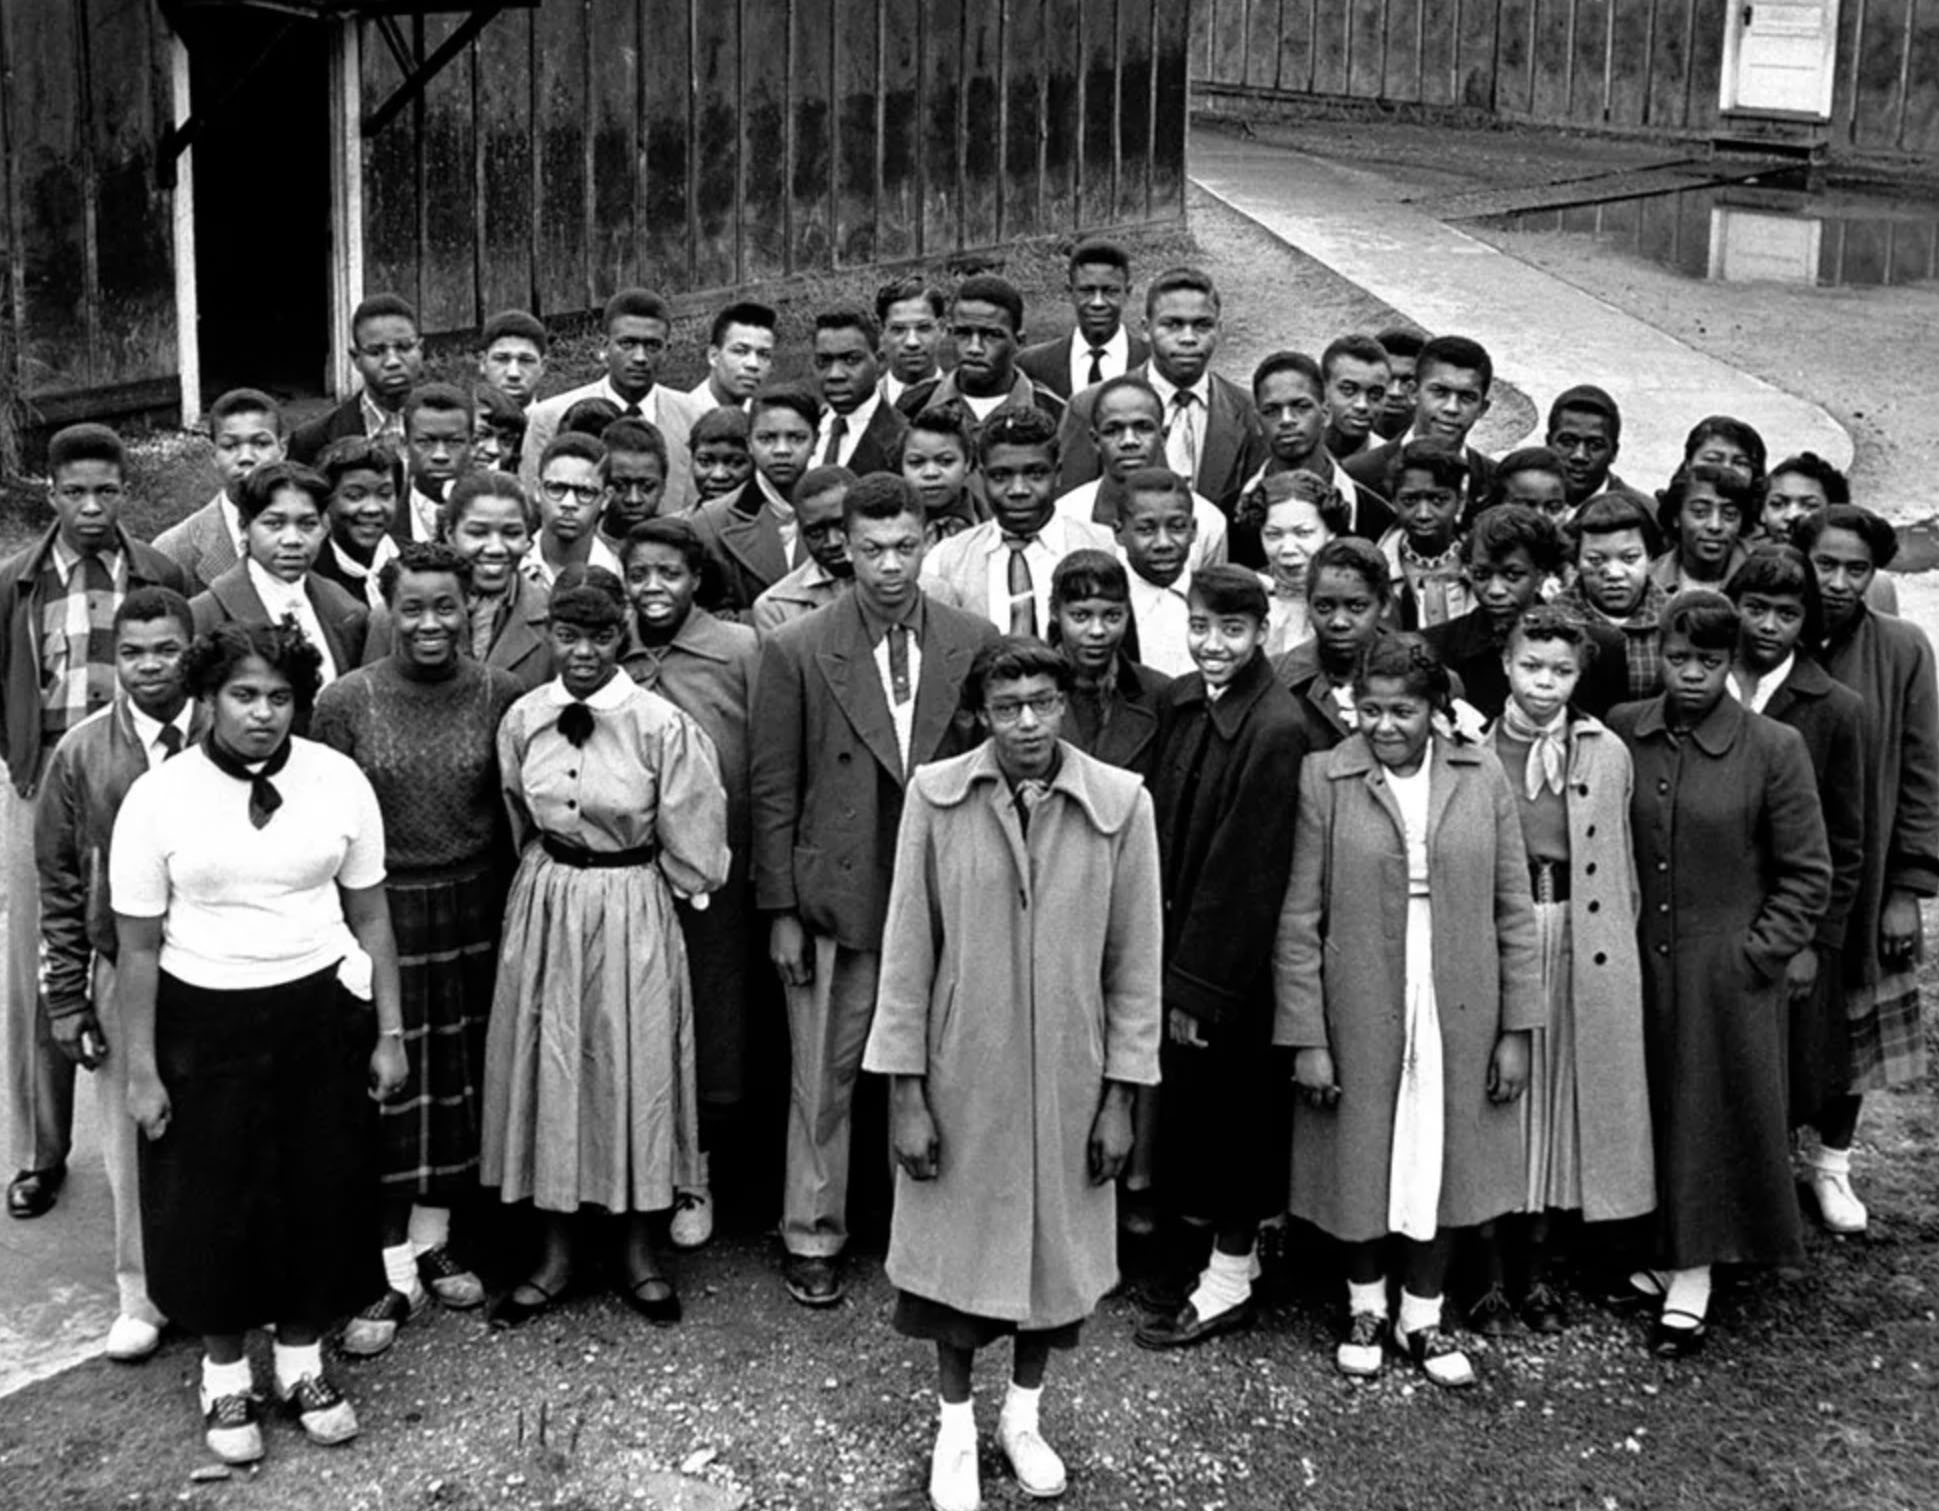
[
  {"left": 0, "top": 0, "right": 1188, "bottom": 433},
  {"left": 1192, "top": 0, "right": 1939, "bottom": 160}
]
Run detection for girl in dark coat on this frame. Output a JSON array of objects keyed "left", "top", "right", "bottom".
[
  {"left": 1605, "top": 591, "right": 1831, "bottom": 1357},
  {"left": 1134, "top": 567, "right": 1309, "bottom": 1351},
  {"left": 1724, "top": 547, "right": 1867, "bottom": 1135},
  {"left": 1795, "top": 506, "right": 1939, "bottom": 1234},
  {"left": 1272, "top": 536, "right": 1394, "bottom": 750}
]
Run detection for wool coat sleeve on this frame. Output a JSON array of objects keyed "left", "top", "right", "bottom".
[
  {"left": 1485, "top": 755, "right": 1545, "bottom": 1034},
  {"left": 862, "top": 786, "right": 942, "bottom": 1079},
  {"left": 1100, "top": 789, "right": 1165, "bottom": 1087},
  {"left": 1163, "top": 711, "right": 1309, "bottom": 1025},
  {"left": 747, "top": 632, "right": 807, "bottom": 915},
  {"left": 33, "top": 737, "right": 91, "bottom": 1022},
  {"left": 1270, "top": 754, "right": 1332, "bottom": 1051},
  {"left": 1886, "top": 629, "right": 1939, "bottom": 899},
  {"left": 1746, "top": 724, "right": 1834, "bottom": 984},
  {"left": 1814, "top": 692, "right": 1868, "bottom": 952}
]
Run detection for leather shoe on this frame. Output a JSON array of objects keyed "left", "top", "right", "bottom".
[
  {"left": 488, "top": 1276, "right": 564, "bottom": 1329},
  {"left": 1133, "top": 1299, "right": 1251, "bottom": 1351},
  {"left": 783, "top": 1253, "right": 846, "bottom": 1308},
  {"left": 1650, "top": 1311, "right": 1708, "bottom": 1359},
  {"left": 1467, "top": 1284, "right": 1518, "bottom": 1338},
  {"left": 104, "top": 1314, "right": 161, "bottom": 1363},
  {"left": 620, "top": 1275, "right": 682, "bottom": 1325},
  {"left": 1522, "top": 1281, "right": 1568, "bottom": 1335},
  {"left": 7, "top": 1164, "right": 65, "bottom": 1220}
]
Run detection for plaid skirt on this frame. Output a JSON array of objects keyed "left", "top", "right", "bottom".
[
  {"left": 379, "top": 866, "right": 504, "bottom": 1199},
  {"left": 1846, "top": 967, "right": 1926, "bottom": 1092}
]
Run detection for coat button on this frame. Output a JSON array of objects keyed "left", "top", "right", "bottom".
[
  {"left": 1575, "top": 783, "right": 1589, "bottom": 796},
  {"left": 1593, "top": 951, "right": 1607, "bottom": 965},
  {"left": 1658, "top": 903, "right": 1668, "bottom": 913},
  {"left": 1585, "top": 824, "right": 1596, "bottom": 837},
  {"left": 1587, "top": 900, "right": 1600, "bottom": 913},
  {"left": 1585, "top": 863, "right": 1597, "bottom": 876},
  {"left": 1656, "top": 943, "right": 1668, "bottom": 955},
  {"left": 1656, "top": 860, "right": 1668, "bottom": 872},
  {"left": 1657, "top": 779, "right": 1670, "bottom": 793}
]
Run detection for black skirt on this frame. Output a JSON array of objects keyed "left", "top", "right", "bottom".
[
  {"left": 1157, "top": 1023, "right": 1292, "bottom": 1228},
  {"left": 139, "top": 964, "right": 383, "bottom": 1336}
]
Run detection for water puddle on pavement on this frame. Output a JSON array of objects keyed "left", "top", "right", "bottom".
[{"left": 1476, "top": 168, "right": 1939, "bottom": 289}]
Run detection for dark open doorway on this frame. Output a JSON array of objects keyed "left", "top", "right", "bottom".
[{"left": 188, "top": 14, "right": 332, "bottom": 401}]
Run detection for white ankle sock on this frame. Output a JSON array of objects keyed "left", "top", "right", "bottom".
[
  {"left": 1810, "top": 1145, "right": 1853, "bottom": 1176},
  {"left": 1002, "top": 1381, "right": 1041, "bottom": 1435},
  {"left": 937, "top": 1396, "right": 975, "bottom": 1444},
  {"left": 407, "top": 1204, "right": 451, "bottom": 1254},
  {"left": 1347, "top": 1279, "right": 1388, "bottom": 1317},
  {"left": 1663, "top": 1265, "right": 1712, "bottom": 1325},
  {"left": 1397, "top": 1290, "right": 1443, "bottom": 1337},
  {"left": 382, "top": 1241, "right": 419, "bottom": 1294},
  {"left": 1188, "top": 1245, "right": 1255, "bottom": 1321},
  {"left": 200, "top": 1355, "right": 253, "bottom": 1407},
  {"left": 272, "top": 1341, "right": 324, "bottom": 1391}
]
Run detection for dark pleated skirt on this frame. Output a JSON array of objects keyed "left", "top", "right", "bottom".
[
  {"left": 1157, "top": 1025, "right": 1291, "bottom": 1228},
  {"left": 381, "top": 866, "right": 504, "bottom": 1198},
  {"left": 1786, "top": 947, "right": 1852, "bottom": 1128},
  {"left": 140, "top": 964, "right": 382, "bottom": 1336},
  {"left": 893, "top": 1292, "right": 1083, "bottom": 1351}
]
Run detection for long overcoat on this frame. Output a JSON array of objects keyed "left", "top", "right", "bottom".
[
  {"left": 1606, "top": 694, "right": 1831, "bottom": 1268},
  {"left": 1272, "top": 733, "right": 1543, "bottom": 1242},
  {"left": 863, "top": 742, "right": 1163, "bottom": 1328},
  {"left": 1481, "top": 714, "right": 1656, "bottom": 1221}
]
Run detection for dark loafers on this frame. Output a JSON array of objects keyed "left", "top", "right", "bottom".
[
  {"left": 7, "top": 1164, "right": 65, "bottom": 1220},
  {"left": 1133, "top": 1300, "right": 1252, "bottom": 1351},
  {"left": 783, "top": 1253, "right": 846, "bottom": 1308}
]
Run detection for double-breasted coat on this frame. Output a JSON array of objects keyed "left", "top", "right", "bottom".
[
  {"left": 1606, "top": 694, "right": 1831, "bottom": 1268},
  {"left": 624, "top": 607, "right": 762, "bottom": 1108},
  {"left": 1061, "top": 657, "right": 1170, "bottom": 781},
  {"left": 1481, "top": 714, "right": 1656, "bottom": 1222},
  {"left": 1273, "top": 733, "right": 1544, "bottom": 1242},
  {"left": 863, "top": 742, "right": 1163, "bottom": 1328}
]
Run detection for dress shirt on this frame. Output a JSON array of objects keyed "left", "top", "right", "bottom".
[
  {"left": 407, "top": 487, "right": 441, "bottom": 543},
  {"left": 247, "top": 559, "right": 339, "bottom": 684},
  {"left": 1071, "top": 326, "right": 1130, "bottom": 394},
  {"left": 860, "top": 598, "right": 925, "bottom": 772},
  {"left": 127, "top": 702, "right": 195, "bottom": 771},
  {"left": 982, "top": 527, "right": 1060, "bottom": 637},
  {"left": 1124, "top": 569, "right": 1195, "bottom": 678},
  {"left": 361, "top": 391, "right": 404, "bottom": 442},
  {"left": 522, "top": 534, "right": 622, "bottom": 591},
  {"left": 1149, "top": 369, "right": 1211, "bottom": 484},
  {"left": 817, "top": 390, "right": 882, "bottom": 469},
  {"left": 757, "top": 473, "right": 799, "bottom": 564}
]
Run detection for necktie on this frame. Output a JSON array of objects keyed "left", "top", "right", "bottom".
[
  {"left": 822, "top": 413, "right": 848, "bottom": 467},
  {"left": 1087, "top": 347, "right": 1106, "bottom": 387},
  {"left": 887, "top": 624, "right": 912, "bottom": 706},
  {"left": 1165, "top": 391, "right": 1200, "bottom": 481},
  {"left": 157, "top": 724, "right": 184, "bottom": 760},
  {"left": 1500, "top": 701, "right": 1569, "bottom": 799},
  {"left": 622, "top": 403, "right": 643, "bottom": 418},
  {"left": 1005, "top": 538, "right": 1037, "bottom": 638},
  {"left": 1014, "top": 778, "right": 1052, "bottom": 838}
]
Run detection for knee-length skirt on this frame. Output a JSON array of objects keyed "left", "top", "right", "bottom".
[{"left": 480, "top": 846, "right": 701, "bottom": 1215}]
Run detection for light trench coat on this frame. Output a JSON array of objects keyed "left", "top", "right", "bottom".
[{"left": 863, "top": 740, "right": 1163, "bottom": 1328}]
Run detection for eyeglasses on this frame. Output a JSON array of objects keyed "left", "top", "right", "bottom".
[
  {"left": 541, "top": 479, "right": 603, "bottom": 505},
  {"left": 986, "top": 692, "right": 1065, "bottom": 725}
]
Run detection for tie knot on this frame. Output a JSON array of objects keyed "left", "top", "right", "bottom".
[
  {"left": 1171, "top": 390, "right": 1197, "bottom": 409},
  {"left": 1003, "top": 534, "right": 1035, "bottom": 551},
  {"left": 1089, "top": 346, "right": 1106, "bottom": 359},
  {"left": 158, "top": 724, "right": 185, "bottom": 757}
]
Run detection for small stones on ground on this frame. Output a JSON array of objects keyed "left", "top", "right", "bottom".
[
  {"left": 188, "top": 1466, "right": 230, "bottom": 1484},
  {"left": 680, "top": 1447, "right": 718, "bottom": 1474}
]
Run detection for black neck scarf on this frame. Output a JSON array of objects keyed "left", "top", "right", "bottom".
[
  {"left": 203, "top": 732, "right": 293, "bottom": 829},
  {"left": 557, "top": 701, "right": 597, "bottom": 748}
]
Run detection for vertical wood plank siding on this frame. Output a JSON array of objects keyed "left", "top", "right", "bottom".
[
  {"left": 348, "top": 0, "right": 1185, "bottom": 340},
  {"left": 1190, "top": 0, "right": 1939, "bottom": 157}
]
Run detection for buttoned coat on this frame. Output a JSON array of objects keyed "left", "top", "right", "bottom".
[
  {"left": 624, "top": 607, "right": 761, "bottom": 1106},
  {"left": 863, "top": 741, "right": 1162, "bottom": 1327},
  {"left": 692, "top": 481, "right": 789, "bottom": 621},
  {"left": 1606, "top": 694, "right": 1831, "bottom": 1268},
  {"left": 1063, "top": 657, "right": 1170, "bottom": 781},
  {"left": 1273, "top": 733, "right": 1544, "bottom": 1241},
  {"left": 1481, "top": 714, "right": 1656, "bottom": 1221},
  {"left": 749, "top": 593, "right": 999, "bottom": 951}
]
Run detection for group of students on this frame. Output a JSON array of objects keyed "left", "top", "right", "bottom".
[{"left": 1, "top": 239, "right": 1931, "bottom": 1511}]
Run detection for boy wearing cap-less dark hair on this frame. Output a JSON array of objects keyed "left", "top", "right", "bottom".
[
  {"left": 875, "top": 278, "right": 948, "bottom": 411},
  {"left": 1017, "top": 240, "right": 1152, "bottom": 401},
  {"left": 154, "top": 388, "right": 288, "bottom": 591},
  {"left": 692, "top": 383, "right": 824, "bottom": 621},
  {"left": 1, "top": 424, "right": 189, "bottom": 1226},
  {"left": 910, "top": 275, "right": 1064, "bottom": 428},
  {"left": 753, "top": 467, "right": 859, "bottom": 637},
  {"left": 477, "top": 310, "right": 548, "bottom": 410},
  {"left": 520, "top": 288, "right": 705, "bottom": 511},
  {"left": 689, "top": 301, "right": 779, "bottom": 412},
  {"left": 289, "top": 294, "right": 425, "bottom": 465},
  {"left": 1372, "top": 328, "right": 1426, "bottom": 441},
  {"left": 1346, "top": 334, "right": 1498, "bottom": 514},
  {"left": 1544, "top": 384, "right": 1649, "bottom": 510},
  {"left": 811, "top": 307, "right": 908, "bottom": 477}
]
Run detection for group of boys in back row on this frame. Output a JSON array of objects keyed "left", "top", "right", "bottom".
[{"left": 2, "top": 240, "right": 1930, "bottom": 1511}]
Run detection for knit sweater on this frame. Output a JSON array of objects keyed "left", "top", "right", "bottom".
[{"left": 310, "top": 656, "right": 523, "bottom": 881}]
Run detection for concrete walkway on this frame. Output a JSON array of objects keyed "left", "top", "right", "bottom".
[{"left": 1190, "top": 132, "right": 1853, "bottom": 490}]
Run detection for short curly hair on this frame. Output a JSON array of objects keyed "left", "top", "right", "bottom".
[{"left": 182, "top": 621, "right": 324, "bottom": 714}]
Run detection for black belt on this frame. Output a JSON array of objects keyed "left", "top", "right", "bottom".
[
  {"left": 1529, "top": 860, "right": 1570, "bottom": 904},
  {"left": 540, "top": 834, "right": 659, "bottom": 869}
]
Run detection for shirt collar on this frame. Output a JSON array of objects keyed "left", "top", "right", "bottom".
[
  {"left": 1147, "top": 366, "right": 1210, "bottom": 408},
  {"left": 857, "top": 590, "right": 925, "bottom": 644},
  {"left": 1127, "top": 565, "right": 1189, "bottom": 602},
  {"left": 543, "top": 671, "right": 637, "bottom": 711},
  {"left": 597, "top": 377, "right": 656, "bottom": 416},
  {"left": 127, "top": 699, "right": 192, "bottom": 752},
  {"left": 48, "top": 533, "right": 125, "bottom": 585},
  {"left": 246, "top": 557, "right": 309, "bottom": 613},
  {"left": 361, "top": 389, "right": 401, "bottom": 437},
  {"left": 829, "top": 387, "right": 881, "bottom": 433},
  {"left": 1081, "top": 326, "right": 1130, "bottom": 363},
  {"left": 757, "top": 472, "right": 794, "bottom": 516}
]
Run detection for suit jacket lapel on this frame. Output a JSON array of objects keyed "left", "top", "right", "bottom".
[
  {"left": 909, "top": 611, "right": 974, "bottom": 767},
  {"left": 816, "top": 598, "right": 905, "bottom": 780},
  {"left": 1198, "top": 380, "right": 1243, "bottom": 495},
  {"left": 722, "top": 489, "right": 789, "bottom": 584},
  {"left": 213, "top": 567, "right": 266, "bottom": 625}
]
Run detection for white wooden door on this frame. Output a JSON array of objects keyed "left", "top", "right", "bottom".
[{"left": 1722, "top": 0, "right": 1840, "bottom": 117}]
